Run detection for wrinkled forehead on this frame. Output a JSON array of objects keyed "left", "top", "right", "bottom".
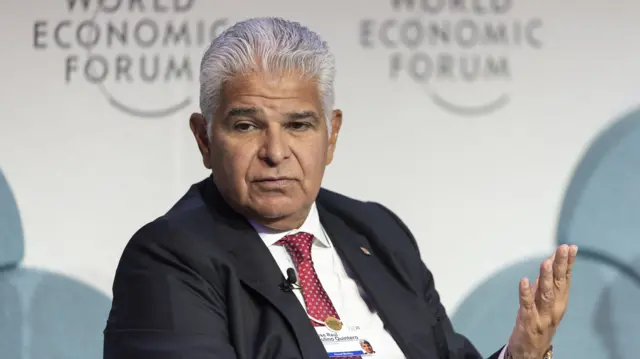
[{"left": 220, "top": 70, "right": 323, "bottom": 111}]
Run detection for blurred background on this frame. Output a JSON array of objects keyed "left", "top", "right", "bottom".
[{"left": 1, "top": 0, "right": 639, "bottom": 358}]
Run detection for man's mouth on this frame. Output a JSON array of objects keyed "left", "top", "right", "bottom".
[{"left": 253, "top": 177, "right": 296, "bottom": 189}]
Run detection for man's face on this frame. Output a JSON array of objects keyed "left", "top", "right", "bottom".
[{"left": 191, "top": 70, "right": 342, "bottom": 229}]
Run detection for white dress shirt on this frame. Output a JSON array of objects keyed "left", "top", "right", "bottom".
[{"left": 250, "top": 202, "right": 507, "bottom": 359}]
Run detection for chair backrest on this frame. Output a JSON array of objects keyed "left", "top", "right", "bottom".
[
  {"left": 0, "top": 168, "right": 24, "bottom": 269},
  {"left": 557, "top": 107, "right": 640, "bottom": 274},
  {"left": 452, "top": 108, "right": 640, "bottom": 358},
  {"left": 0, "top": 167, "right": 112, "bottom": 358}
]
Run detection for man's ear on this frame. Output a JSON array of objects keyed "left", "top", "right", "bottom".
[
  {"left": 189, "top": 113, "right": 212, "bottom": 169},
  {"left": 326, "top": 109, "right": 343, "bottom": 165}
]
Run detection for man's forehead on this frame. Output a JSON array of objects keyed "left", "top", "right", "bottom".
[{"left": 222, "top": 70, "right": 321, "bottom": 101}]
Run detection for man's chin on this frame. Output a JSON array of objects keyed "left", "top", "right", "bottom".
[
  {"left": 253, "top": 204, "right": 296, "bottom": 220},
  {"left": 248, "top": 198, "right": 310, "bottom": 227}
]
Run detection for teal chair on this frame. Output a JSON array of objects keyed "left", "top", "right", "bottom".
[
  {"left": 0, "top": 168, "right": 111, "bottom": 359},
  {"left": 451, "top": 108, "right": 640, "bottom": 358}
]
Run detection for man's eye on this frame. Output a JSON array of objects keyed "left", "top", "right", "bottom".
[
  {"left": 288, "top": 122, "right": 310, "bottom": 131},
  {"left": 234, "top": 123, "right": 256, "bottom": 131}
]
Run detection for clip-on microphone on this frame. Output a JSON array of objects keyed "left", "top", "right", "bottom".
[{"left": 280, "top": 268, "right": 299, "bottom": 292}]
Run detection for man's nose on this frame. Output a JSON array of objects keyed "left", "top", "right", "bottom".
[{"left": 258, "top": 128, "right": 291, "bottom": 166}]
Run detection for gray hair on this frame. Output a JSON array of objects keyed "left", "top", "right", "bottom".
[{"left": 199, "top": 17, "right": 336, "bottom": 134}]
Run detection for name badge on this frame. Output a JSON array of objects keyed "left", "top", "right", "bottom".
[{"left": 315, "top": 325, "right": 376, "bottom": 357}]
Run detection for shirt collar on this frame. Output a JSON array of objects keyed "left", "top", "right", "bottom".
[{"left": 248, "top": 202, "right": 331, "bottom": 248}]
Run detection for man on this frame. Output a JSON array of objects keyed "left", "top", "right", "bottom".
[
  {"left": 360, "top": 340, "right": 375, "bottom": 354},
  {"left": 103, "top": 17, "right": 578, "bottom": 359}
]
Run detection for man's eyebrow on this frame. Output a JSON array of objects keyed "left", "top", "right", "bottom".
[
  {"left": 225, "top": 107, "right": 261, "bottom": 118},
  {"left": 285, "top": 111, "right": 320, "bottom": 122}
]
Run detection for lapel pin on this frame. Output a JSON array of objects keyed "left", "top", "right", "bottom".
[{"left": 360, "top": 247, "right": 371, "bottom": 255}]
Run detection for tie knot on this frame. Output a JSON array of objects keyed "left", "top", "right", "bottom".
[{"left": 276, "top": 232, "right": 314, "bottom": 264}]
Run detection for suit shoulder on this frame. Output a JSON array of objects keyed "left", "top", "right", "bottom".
[
  {"left": 128, "top": 217, "right": 170, "bottom": 245},
  {"left": 317, "top": 187, "right": 367, "bottom": 205},
  {"left": 318, "top": 188, "right": 417, "bottom": 249},
  {"left": 126, "top": 179, "right": 214, "bottom": 249},
  {"left": 119, "top": 218, "right": 176, "bottom": 265},
  {"left": 120, "top": 207, "right": 214, "bottom": 270},
  {"left": 121, "top": 181, "right": 234, "bottom": 270},
  {"left": 125, "top": 210, "right": 217, "bottom": 259},
  {"left": 317, "top": 187, "right": 383, "bottom": 214},
  {"left": 318, "top": 188, "right": 406, "bottom": 223}
]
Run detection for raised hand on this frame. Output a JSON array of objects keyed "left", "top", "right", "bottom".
[{"left": 506, "top": 244, "right": 578, "bottom": 359}]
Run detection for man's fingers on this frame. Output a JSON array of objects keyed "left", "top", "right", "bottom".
[
  {"left": 531, "top": 276, "right": 540, "bottom": 298},
  {"left": 535, "top": 258, "right": 554, "bottom": 314},
  {"left": 519, "top": 277, "right": 536, "bottom": 324},
  {"left": 519, "top": 278, "right": 535, "bottom": 310},
  {"left": 566, "top": 245, "right": 578, "bottom": 280},
  {"left": 552, "top": 245, "right": 569, "bottom": 290}
]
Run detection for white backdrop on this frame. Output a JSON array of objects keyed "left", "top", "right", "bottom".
[{"left": 1, "top": 0, "right": 639, "bottom": 317}]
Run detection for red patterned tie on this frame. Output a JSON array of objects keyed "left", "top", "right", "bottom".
[{"left": 277, "top": 232, "right": 362, "bottom": 358}]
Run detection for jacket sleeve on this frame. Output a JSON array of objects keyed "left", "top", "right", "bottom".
[
  {"left": 373, "top": 203, "right": 504, "bottom": 359},
  {"left": 103, "top": 220, "right": 238, "bottom": 359},
  {"left": 418, "top": 260, "right": 504, "bottom": 359}
]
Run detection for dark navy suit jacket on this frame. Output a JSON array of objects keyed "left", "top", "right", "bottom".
[{"left": 103, "top": 178, "right": 503, "bottom": 359}]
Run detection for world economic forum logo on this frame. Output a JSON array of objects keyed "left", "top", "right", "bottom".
[
  {"left": 32, "top": 0, "right": 228, "bottom": 118},
  {"left": 359, "top": 0, "right": 543, "bottom": 116}
]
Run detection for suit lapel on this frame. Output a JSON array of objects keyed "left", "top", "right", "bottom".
[
  {"left": 318, "top": 203, "right": 436, "bottom": 359},
  {"left": 219, "top": 226, "right": 329, "bottom": 359},
  {"left": 199, "top": 180, "right": 328, "bottom": 359}
]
